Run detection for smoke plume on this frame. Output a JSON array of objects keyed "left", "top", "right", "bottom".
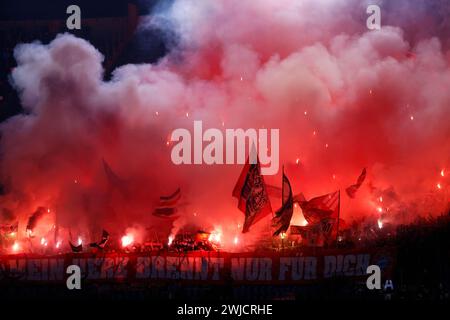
[{"left": 1, "top": 0, "right": 449, "bottom": 248}]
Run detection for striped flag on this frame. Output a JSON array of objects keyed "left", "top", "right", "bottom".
[{"left": 153, "top": 188, "right": 181, "bottom": 217}]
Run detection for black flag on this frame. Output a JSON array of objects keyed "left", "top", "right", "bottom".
[{"left": 272, "top": 171, "right": 294, "bottom": 236}]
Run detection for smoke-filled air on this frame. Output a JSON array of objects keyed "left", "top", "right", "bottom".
[{"left": 1, "top": 0, "right": 449, "bottom": 251}]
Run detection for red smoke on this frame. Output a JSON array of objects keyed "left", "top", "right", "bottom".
[{"left": 1, "top": 0, "right": 449, "bottom": 250}]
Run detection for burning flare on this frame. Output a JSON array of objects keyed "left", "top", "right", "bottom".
[{"left": 121, "top": 234, "right": 134, "bottom": 248}]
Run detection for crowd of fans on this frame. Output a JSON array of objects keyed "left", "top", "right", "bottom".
[{"left": 1, "top": 211, "right": 449, "bottom": 301}]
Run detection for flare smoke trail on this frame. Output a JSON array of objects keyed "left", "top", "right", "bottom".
[{"left": 1, "top": 0, "right": 449, "bottom": 246}]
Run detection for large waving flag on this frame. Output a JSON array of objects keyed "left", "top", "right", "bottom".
[
  {"left": 345, "top": 168, "right": 366, "bottom": 198},
  {"left": 233, "top": 157, "right": 272, "bottom": 233},
  {"left": 300, "top": 190, "right": 340, "bottom": 225},
  {"left": 272, "top": 171, "right": 294, "bottom": 236}
]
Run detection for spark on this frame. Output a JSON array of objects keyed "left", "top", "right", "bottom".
[
  {"left": 186, "top": 112, "right": 189, "bottom": 118},
  {"left": 280, "top": 232, "right": 287, "bottom": 240},
  {"left": 369, "top": 89, "right": 373, "bottom": 95},
  {"left": 296, "top": 158, "right": 300, "bottom": 165},
  {"left": 240, "top": 76, "right": 243, "bottom": 81},
  {"left": 166, "top": 141, "right": 170, "bottom": 146},
  {"left": 233, "top": 236, "right": 239, "bottom": 245},
  {"left": 74, "top": 179, "right": 78, "bottom": 184},
  {"left": 441, "top": 169, "right": 445, "bottom": 177},
  {"left": 155, "top": 111, "right": 159, "bottom": 116},
  {"left": 410, "top": 115, "right": 414, "bottom": 121},
  {"left": 379, "top": 196, "right": 383, "bottom": 203},
  {"left": 377, "top": 207, "right": 383, "bottom": 213},
  {"left": 332, "top": 174, "right": 336, "bottom": 180},
  {"left": 325, "top": 143, "right": 329, "bottom": 148},
  {"left": 304, "top": 111, "right": 308, "bottom": 116},
  {"left": 168, "top": 235, "right": 174, "bottom": 246},
  {"left": 56, "top": 241, "right": 62, "bottom": 249},
  {"left": 437, "top": 183, "right": 442, "bottom": 190},
  {"left": 313, "top": 130, "right": 317, "bottom": 136},
  {"left": 77, "top": 236, "right": 83, "bottom": 246},
  {"left": 121, "top": 234, "right": 134, "bottom": 248}
]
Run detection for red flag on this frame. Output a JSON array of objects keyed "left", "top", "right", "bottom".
[
  {"left": 291, "top": 224, "right": 325, "bottom": 247},
  {"left": 272, "top": 172, "right": 294, "bottom": 236},
  {"left": 290, "top": 225, "right": 309, "bottom": 237},
  {"left": 233, "top": 159, "right": 272, "bottom": 233},
  {"left": 346, "top": 168, "right": 366, "bottom": 198},
  {"left": 300, "top": 190, "right": 340, "bottom": 224}
]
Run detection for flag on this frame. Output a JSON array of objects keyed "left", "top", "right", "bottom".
[
  {"left": 290, "top": 225, "right": 309, "bottom": 237},
  {"left": 272, "top": 172, "right": 294, "bottom": 236},
  {"left": 233, "top": 157, "right": 272, "bottom": 233},
  {"left": 153, "top": 206, "right": 178, "bottom": 217},
  {"left": 153, "top": 188, "right": 181, "bottom": 217},
  {"left": 300, "top": 190, "right": 340, "bottom": 225},
  {"left": 346, "top": 168, "right": 367, "bottom": 198},
  {"left": 267, "top": 185, "right": 305, "bottom": 203},
  {"left": 90, "top": 229, "right": 110, "bottom": 249},
  {"left": 293, "top": 193, "right": 306, "bottom": 203},
  {"left": 291, "top": 223, "right": 324, "bottom": 246},
  {"left": 159, "top": 188, "right": 181, "bottom": 206}
]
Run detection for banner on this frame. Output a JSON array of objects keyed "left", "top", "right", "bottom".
[{"left": 0, "top": 248, "right": 395, "bottom": 284}]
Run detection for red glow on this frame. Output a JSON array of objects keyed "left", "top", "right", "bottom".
[
  {"left": 121, "top": 234, "right": 134, "bottom": 247},
  {"left": 12, "top": 241, "right": 20, "bottom": 253},
  {"left": 208, "top": 230, "right": 222, "bottom": 244}
]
